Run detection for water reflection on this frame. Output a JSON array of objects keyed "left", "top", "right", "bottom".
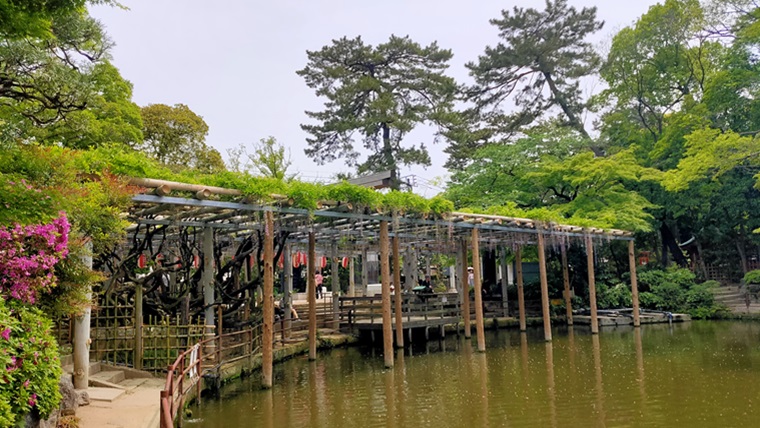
[
  {"left": 592, "top": 334, "right": 605, "bottom": 426},
  {"left": 194, "top": 322, "right": 760, "bottom": 428},
  {"left": 544, "top": 342, "right": 557, "bottom": 428}
]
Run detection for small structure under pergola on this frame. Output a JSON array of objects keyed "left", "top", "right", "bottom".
[{"left": 81, "top": 177, "right": 640, "bottom": 387}]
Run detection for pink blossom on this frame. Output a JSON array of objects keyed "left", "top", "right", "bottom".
[
  {"left": 1, "top": 328, "right": 9, "bottom": 340},
  {"left": 28, "top": 393, "right": 36, "bottom": 407},
  {"left": 23, "top": 379, "right": 29, "bottom": 388}
]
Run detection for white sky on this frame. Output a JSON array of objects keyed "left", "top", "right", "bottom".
[{"left": 89, "top": 0, "right": 661, "bottom": 196}]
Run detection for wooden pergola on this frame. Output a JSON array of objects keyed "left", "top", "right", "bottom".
[{"left": 82, "top": 177, "right": 640, "bottom": 387}]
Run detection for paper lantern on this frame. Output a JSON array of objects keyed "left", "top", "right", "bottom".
[
  {"left": 300, "top": 252, "right": 307, "bottom": 266},
  {"left": 137, "top": 254, "right": 147, "bottom": 269},
  {"left": 341, "top": 257, "right": 349, "bottom": 269},
  {"left": 320, "top": 256, "right": 327, "bottom": 269},
  {"left": 193, "top": 255, "right": 200, "bottom": 268},
  {"left": 293, "top": 253, "right": 301, "bottom": 268},
  {"left": 277, "top": 255, "right": 284, "bottom": 269}
]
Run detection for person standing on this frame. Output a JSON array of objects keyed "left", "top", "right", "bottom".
[{"left": 315, "top": 271, "right": 324, "bottom": 299}]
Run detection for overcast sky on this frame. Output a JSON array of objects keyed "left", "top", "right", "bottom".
[{"left": 89, "top": 0, "right": 661, "bottom": 196}]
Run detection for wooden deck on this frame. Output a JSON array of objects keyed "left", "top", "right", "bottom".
[{"left": 339, "top": 293, "right": 461, "bottom": 333}]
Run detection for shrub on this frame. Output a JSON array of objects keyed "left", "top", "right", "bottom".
[
  {"left": 0, "top": 299, "right": 62, "bottom": 425},
  {"left": 596, "top": 282, "right": 633, "bottom": 309},
  {"left": 743, "top": 270, "right": 760, "bottom": 285}
]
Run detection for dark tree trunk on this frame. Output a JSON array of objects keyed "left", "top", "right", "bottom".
[{"left": 660, "top": 223, "right": 688, "bottom": 267}]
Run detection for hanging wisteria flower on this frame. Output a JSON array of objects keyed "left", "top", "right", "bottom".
[{"left": 0, "top": 213, "right": 70, "bottom": 303}]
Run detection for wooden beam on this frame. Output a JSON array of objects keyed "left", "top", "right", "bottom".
[
  {"left": 629, "top": 240, "right": 641, "bottom": 327},
  {"left": 472, "top": 228, "right": 486, "bottom": 352},
  {"left": 516, "top": 245, "right": 526, "bottom": 332},
  {"left": 332, "top": 241, "right": 340, "bottom": 330},
  {"left": 262, "top": 211, "right": 274, "bottom": 388},
  {"left": 538, "top": 231, "right": 552, "bottom": 342},
  {"left": 72, "top": 242, "right": 93, "bottom": 390},
  {"left": 561, "top": 241, "right": 573, "bottom": 326},
  {"left": 348, "top": 256, "right": 355, "bottom": 297},
  {"left": 393, "top": 235, "right": 404, "bottom": 348},
  {"left": 499, "top": 246, "right": 509, "bottom": 317},
  {"left": 586, "top": 236, "right": 599, "bottom": 334},
  {"left": 380, "top": 221, "right": 394, "bottom": 367},
  {"left": 460, "top": 239, "right": 471, "bottom": 338},
  {"left": 308, "top": 231, "right": 317, "bottom": 360},
  {"left": 284, "top": 244, "right": 292, "bottom": 338}
]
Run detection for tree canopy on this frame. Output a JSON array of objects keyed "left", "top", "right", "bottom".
[{"left": 298, "top": 35, "right": 457, "bottom": 188}]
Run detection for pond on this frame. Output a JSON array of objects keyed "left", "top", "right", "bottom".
[{"left": 191, "top": 321, "right": 760, "bottom": 427}]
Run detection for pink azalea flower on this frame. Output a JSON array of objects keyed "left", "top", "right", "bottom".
[{"left": 1, "top": 328, "right": 9, "bottom": 340}]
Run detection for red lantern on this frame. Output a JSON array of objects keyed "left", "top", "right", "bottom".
[
  {"left": 156, "top": 253, "right": 164, "bottom": 266},
  {"left": 320, "top": 256, "right": 327, "bottom": 269},
  {"left": 293, "top": 253, "right": 301, "bottom": 268},
  {"left": 300, "top": 252, "right": 307, "bottom": 266},
  {"left": 341, "top": 257, "right": 349, "bottom": 269},
  {"left": 137, "top": 254, "right": 147, "bottom": 269},
  {"left": 277, "top": 255, "right": 284, "bottom": 269},
  {"left": 193, "top": 255, "right": 200, "bottom": 268}
]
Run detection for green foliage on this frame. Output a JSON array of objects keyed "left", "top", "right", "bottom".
[
  {"left": 0, "top": 11, "right": 112, "bottom": 130},
  {"left": 0, "top": 299, "right": 62, "bottom": 425},
  {"left": 637, "top": 268, "right": 722, "bottom": 318},
  {"left": 0, "top": 0, "right": 86, "bottom": 39},
  {"left": 298, "top": 35, "right": 457, "bottom": 183},
  {"left": 744, "top": 269, "right": 760, "bottom": 285},
  {"left": 595, "top": 282, "right": 633, "bottom": 309},
  {"left": 324, "top": 181, "right": 380, "bottom": 209},
  {"left": 137, "top": 103, "right": 224, "bottom": 173},
  {"left": 228, "top": 137, "right": 295, "bottom": 180}
]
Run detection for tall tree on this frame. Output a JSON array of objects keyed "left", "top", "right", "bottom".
[
  {"left": 297, "top": 35, "right": 456, "bottom": 188},
  {"left": 454, "top": 0, "right": 604, "bottom": 166},
  {"left": 227, "top": 137, "right": 294, "bottom": 180},
  {"left": 0, "top": 10, "right": 112, "bottom": 129},
  {"left": 137, "top": 103, "right": 222, "bottom": 172}
]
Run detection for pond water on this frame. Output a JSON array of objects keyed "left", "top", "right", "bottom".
[{"left": 191, "top": 321, "right": 760, "bottom": 427}]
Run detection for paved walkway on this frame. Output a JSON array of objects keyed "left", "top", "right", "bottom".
[{"left": 77, "top": 378, "right": 164, "bottom": 428}]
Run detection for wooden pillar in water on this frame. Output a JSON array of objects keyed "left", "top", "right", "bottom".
[
  {"left": 516, "top": 245, "right": 527, "bottom": 332},
  {"left": 537, "top": 231, "right": 552, "bottom": 342},
  {"left": 472, "top": 228, "right": 486, "bottom": 352},
  {"left": 561, "top": 241, "right": 573, "bottom": 326},
  {"left": 629, "top": 240, "right": 641, "bottom": 327},
  {"left": 380, "top": 221, "right": 394, "bottom": 367},
  {"left": 586, "top": 235, "right": 599, "bottom": 334},
  {"left": 392, "top": 235, "right": 404, "bottom": 348},
  {"left": 262, "top": 211, "right": 274, "bottom": 388},
  {"left": 460, "top": 239, "right": 471, "bottom": 338},
  {"left": 308, "top": 232, "right": 317, "bottom": 360},
  {"left": 72, "top": 242, "right": 92, "bottom": 390},
  {"left": 499, "top": 246, "right": 509, "bottom": 317}
]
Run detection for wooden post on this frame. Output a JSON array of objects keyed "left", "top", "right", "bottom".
[
  {"left": 561, "top": 241, "right": 573, "bottom": 326},
  {"left": 537, "top": 231, "right": 552, "bottom": 342},
  {"left": 73, "top": 242, "right": 92, "bottom": 390},
  {"left": 262, "top": 211, "right": 274, "bottom": 388},
  {"left": 404, "top": 246, "right": 413, "bottom": 291},
  {"left": 361, "top": 247, "right": 369, "bottom": 297},
  {"left": 308, "top": 232, "right": 317, "bottom": 360},
  {"left": 380, "top": 221, "right": 394, "bottom": 367},
  {"left": 331, "top": 241, "right": 340, "bottom": 330},
  {"left": 349, "top": 256, "right": 355, "bottom": 297},
  {"left": 472, "top": 228, "right": 486, "bottom": 352},
  {"left": 460, "top": 239, "right": 471, "bottom": 338},
  {"left": 283, "top": 244, "right": 292, "bottom": 338},
  {"left": 134, "top": 284, "right": 143, "bottom": 370},
  {"left": 202, "top": 227, "right": 215, "bottom": 327},
  {"left": 516, "top": 245, "right": 526, "bottom": 332},
  {"left": 586, "top": 235, "right": 599, "bottom": 334},
  {"left": 392, "top": 236, "right": 404, "bottom": 348},
  {"left": 629, "top": 240, "right": 641, "bottom": 327},
  {"left": 499, "top": 246, "right": 509, "bottom": 317}
]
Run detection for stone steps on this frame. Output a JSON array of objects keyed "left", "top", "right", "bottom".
[
  {"left": 61, "top": 359, "right": 156, "bottom": 402},
  {"left": 712, "top": 286, "right": 760, "bottom": 314}
]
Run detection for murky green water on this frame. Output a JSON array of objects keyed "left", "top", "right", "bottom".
[{"left": 191, "top": 321, "right": 760, "bottom": 427}]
